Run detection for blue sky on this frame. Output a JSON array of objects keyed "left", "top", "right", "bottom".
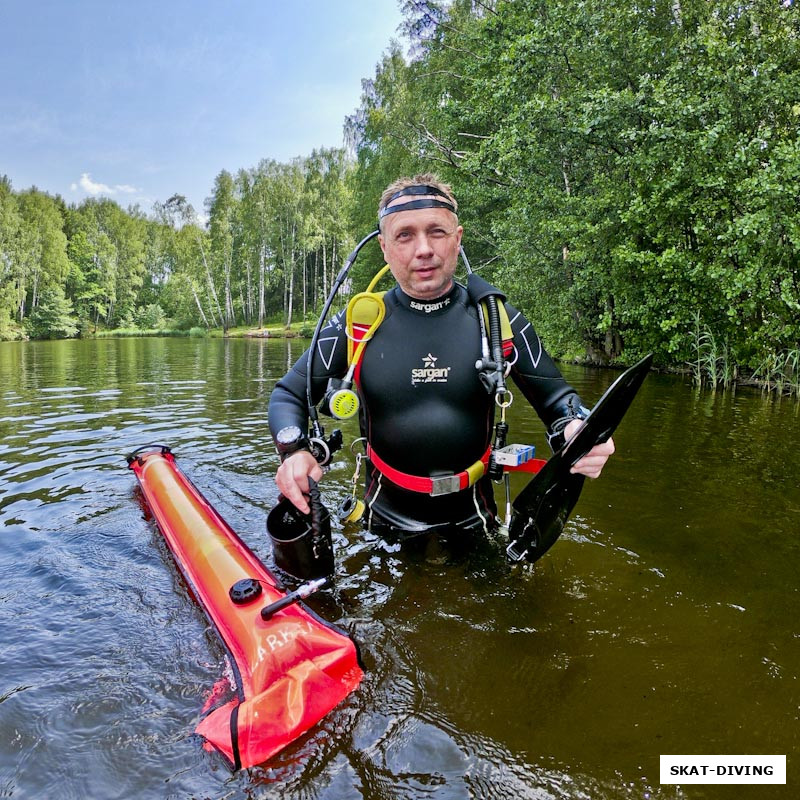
[{"left": 1, "top": 0, "right": 405, "bottom": 214}]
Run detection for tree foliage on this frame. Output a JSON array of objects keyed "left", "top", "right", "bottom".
[
  {"left": 2, "top": 0, "right": 798, "bottom": 379},
  {"left": 0, "top": 149, "right": 354, "bottom": 339},
  {"left": 347, "top": 0, "right": 800, "bottom": 370}
]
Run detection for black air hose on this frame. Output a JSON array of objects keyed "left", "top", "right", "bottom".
[{"left": 485, "top": 294, "right": 507, "bottom": 395}]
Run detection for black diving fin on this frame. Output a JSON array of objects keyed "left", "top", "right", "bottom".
[{"left": 506, "top": 353, "right": 653, "bottom": 564}]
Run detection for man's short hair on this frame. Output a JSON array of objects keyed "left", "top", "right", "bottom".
[{"left": 378, "top": 173, "right": 458, "bottom": 230}]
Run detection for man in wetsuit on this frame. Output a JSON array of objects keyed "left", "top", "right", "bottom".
[{"left": 268, "top": 174, "right": 614, "bottom": 538}]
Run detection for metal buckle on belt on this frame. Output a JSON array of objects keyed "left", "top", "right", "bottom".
[
  {"left": 429, "top": 475, "right": 460, "bottom": 496},
  {"left": 505, "top": 537, "right": 529, "bottom": 562}
]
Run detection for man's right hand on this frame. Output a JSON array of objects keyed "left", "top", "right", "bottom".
[{"left": 275, "top": 450, "right": 324, "bottom": 514}]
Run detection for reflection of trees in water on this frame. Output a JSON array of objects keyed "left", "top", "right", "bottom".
[{"left": 2, "top": 337, "right": 797, "bottom": 799}]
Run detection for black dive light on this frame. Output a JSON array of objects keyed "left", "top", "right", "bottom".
[{"left": 309, "top": 427, "right": 343, "bottom": 466}]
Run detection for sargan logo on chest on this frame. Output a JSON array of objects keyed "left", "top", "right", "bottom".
[
  {"left": 412, "top": 353, "right": 451, "bottom": 384},
  {"left": 410, "top": 297, "right": 451, "bottom": 313}
]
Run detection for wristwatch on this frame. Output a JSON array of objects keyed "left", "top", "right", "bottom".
[{"left": 275, "top": 425, "right": 310, "bottom": 461}]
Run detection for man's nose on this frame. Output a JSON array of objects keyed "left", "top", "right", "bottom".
[{"left": 414, "top": 234, "right": 434, "bottom": 256}]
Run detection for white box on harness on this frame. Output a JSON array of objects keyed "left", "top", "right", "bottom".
[{"left": 493, "top": 444, "right": 536, "bottom": 467}]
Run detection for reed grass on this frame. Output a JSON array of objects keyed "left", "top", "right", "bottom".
[
  {"left": 690, "top": 311, "right": 703, "bottom": 386},
  {"left": 689, "top": 314, "right": 737, "bottom": 391},
  {"left": 753, "top": 348, "right": 800, "bottom": 398},
  {"left": 788, "top": 349, "right": 800, "bottom": 397}
]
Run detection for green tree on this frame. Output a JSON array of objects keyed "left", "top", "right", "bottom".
[
  {"left": 66, "top": 208, "right": 117, "bottom": 330},
  {"left": 95, "top": 200, "right": 148, "bottom": 327},
  {"left": 207, "top": 170, "right": 239, "bottom": 330},
  {"left": 346, "top": 42, "right": 427, "bottom": 286},
  {"left": 348, "top": 0, "right": 800, "bottom": 370},
  {"left": 162, "top": 194, "right": 222, "bottom": 326},
  {"left": 0, "top": 176, "right": 25, "bottom": 338},
  {"left": 303, "top": 147, "right": 355, "bottom": 314},
  {"left": 16, "top": 189, "right": 70, "bottom": 323},
  {"left": 26, "top": 285, "right": 78, "bottom": 339},
  {"left": 157, "top": 216, "right": 212, "bottom": 329}
]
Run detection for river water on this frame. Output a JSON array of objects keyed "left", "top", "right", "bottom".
[{"left": 0, "top": 337, "right": 797, "bottom": 799}]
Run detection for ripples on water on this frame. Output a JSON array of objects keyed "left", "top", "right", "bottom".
[{"left": 1, "top": 339, "right": 798, "bottom": 799}]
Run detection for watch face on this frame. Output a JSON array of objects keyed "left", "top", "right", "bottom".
[{"left": 276, "top": 425, "right": 302, "bottom": 445}]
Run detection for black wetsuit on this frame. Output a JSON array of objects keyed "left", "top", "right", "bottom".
[{"left": 268, "top": 282, "right": 584, "bottom": 537}]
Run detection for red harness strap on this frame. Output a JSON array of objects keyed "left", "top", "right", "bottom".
[{"left": 366, "top": 444, "right": 493, "bottom": 496}]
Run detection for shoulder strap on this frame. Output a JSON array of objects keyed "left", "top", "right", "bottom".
[
  {"left": 480, "top": 300, "right": 513, "bottom": 358},
  {"left": 345, "top": 264, "right": 392, "bottom": 369}
]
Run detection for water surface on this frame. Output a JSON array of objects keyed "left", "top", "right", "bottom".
[{"left": 1, "top": 337, "right": 797, "bottom": 799}]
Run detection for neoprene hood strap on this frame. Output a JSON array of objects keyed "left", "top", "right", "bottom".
[{"left": 379, "top": 184, "right": 457, "bottom": 220}]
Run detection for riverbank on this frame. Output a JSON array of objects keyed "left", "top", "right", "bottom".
[
  {"left": 0, "top": 320, "right": 313, "bottom": 343},
  {"left": 2, "top": 325, "right": 797, "bottom": 398},
  {"left": 87, "top": 323, "right": 314, "bottom": 339}
]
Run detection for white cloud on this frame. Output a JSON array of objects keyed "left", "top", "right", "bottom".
[
  {"left": 77, "top": 173, "right": 110, "bottom": 195},
  {"left": 71, "top": 172, "right": 140, "bottom": 197}
]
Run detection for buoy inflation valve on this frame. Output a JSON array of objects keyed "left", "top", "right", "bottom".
[{"left": 229, "top": 578, "right": 263, "bottom": 604}]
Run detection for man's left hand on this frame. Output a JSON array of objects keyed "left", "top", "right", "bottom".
[{"left": 563, "top": 418, "right": 615, "bottom": 479}]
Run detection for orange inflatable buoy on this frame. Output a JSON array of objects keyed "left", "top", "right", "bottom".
[{"left": 127, "top": 446, "right": 363, "bottom": 769}]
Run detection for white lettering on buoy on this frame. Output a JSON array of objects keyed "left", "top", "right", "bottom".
[{"left": 255, "top": 620, "right": 318, "bottom": 662}]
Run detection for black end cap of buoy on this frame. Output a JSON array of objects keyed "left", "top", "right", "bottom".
[{"left": 229, "top": 578, "right": 263, "bottom": 604}]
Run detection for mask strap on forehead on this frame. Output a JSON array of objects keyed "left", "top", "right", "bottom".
[{"left": 378, "top": 184, "right": 456, "bottom": 220}]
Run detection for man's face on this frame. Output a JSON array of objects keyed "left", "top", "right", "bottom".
[{"left": 378, "top": 204, "right": 463, "bottom": 301}]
